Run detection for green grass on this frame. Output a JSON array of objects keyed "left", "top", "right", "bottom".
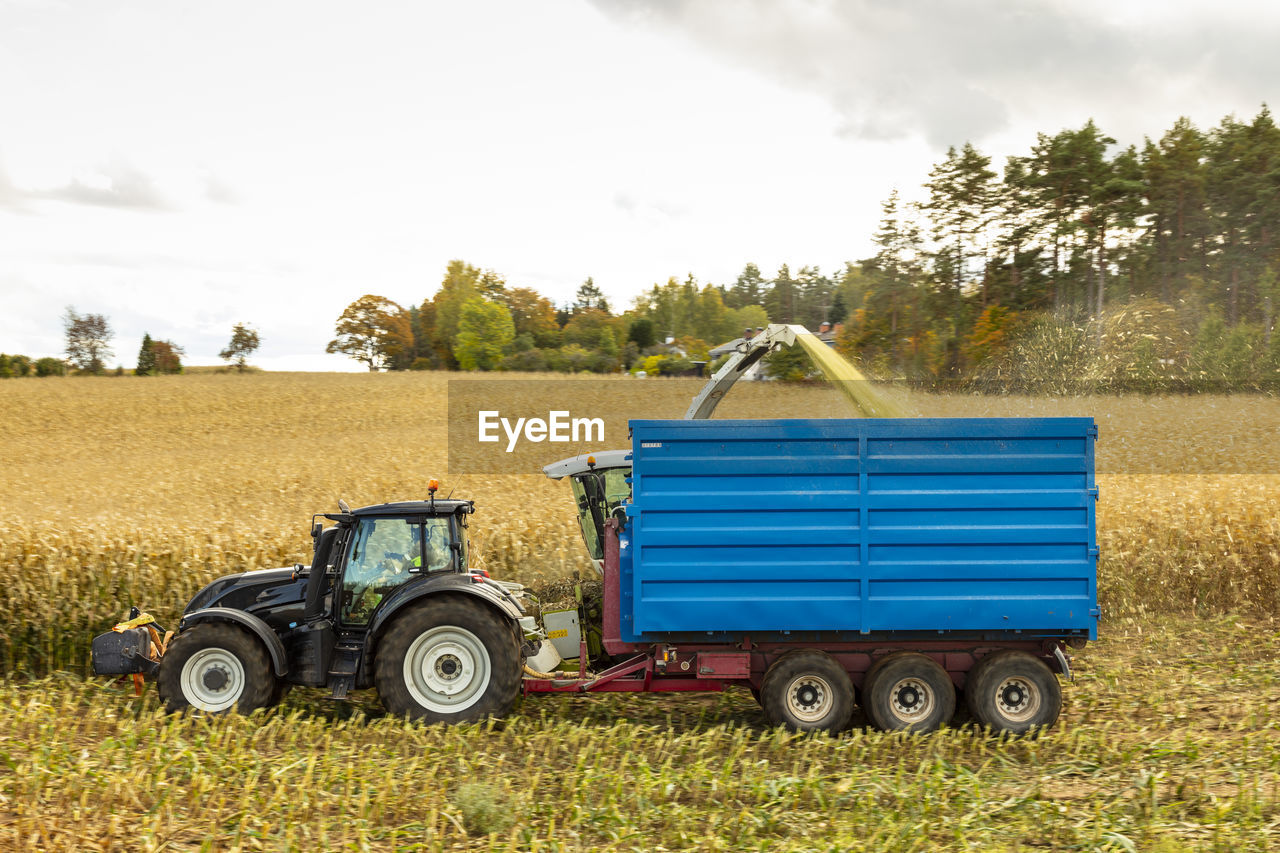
[{"left": 3, "top": 614, "right": 1277, "bottom": 851}]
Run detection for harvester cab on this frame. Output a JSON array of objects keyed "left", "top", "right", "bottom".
[
  {"left": 541, "top": 449, "right": 631, "bottom": 572},
  {"left": 92, "top": 490, "right": 535, "bottom": 723}
]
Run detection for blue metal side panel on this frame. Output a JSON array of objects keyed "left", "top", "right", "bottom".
[{"left": 625, "top": 418, "right": 1098, "bottom": 641}]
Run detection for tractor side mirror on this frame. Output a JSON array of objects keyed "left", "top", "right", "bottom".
[{"left": 311, "top": 522, "right": 323, "bottom": 551}]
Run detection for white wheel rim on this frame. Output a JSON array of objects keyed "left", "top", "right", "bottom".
[
  {"left": 180, "top": 648, "right": 246, "bottom": 712},
  {"left": 403, "top": 626, "right": 491, "bottom": 714},
  {"left": 785, "top": 674, "right": 834, "bottom": 723},
  {"left": 995, "top": 676, "right": 1041, "bottom": 723},
  {"left": 887, "top": 677, "right": 935, "bottom": 724}
]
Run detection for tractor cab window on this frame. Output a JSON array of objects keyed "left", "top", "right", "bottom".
[
  {"left": 569, "top": 467, "right": 631, "bottom": 562},
  {"left": 341, "top": 517, "right": 454, "bottom": 624}
]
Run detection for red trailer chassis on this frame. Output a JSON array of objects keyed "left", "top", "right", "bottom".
[{"left": 520, "top": 520, "right": 1073, "bottom": 697}]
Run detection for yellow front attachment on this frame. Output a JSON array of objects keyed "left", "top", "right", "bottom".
[{"left": 113, "top": 611, "right": 170, "bottom": 695}]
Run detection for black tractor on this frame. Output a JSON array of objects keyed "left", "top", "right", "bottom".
[{"left": 92, "top": 488, "right": 532, "bottom": 722}]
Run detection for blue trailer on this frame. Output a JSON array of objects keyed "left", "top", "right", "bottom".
[{"left": 534, "top": 416, "right": 1098, "bottom": 734}]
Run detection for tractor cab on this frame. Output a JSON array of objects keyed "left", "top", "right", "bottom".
[
  {"left": 319, "top": 499, "right": 474, "bottom": 626},
  {"left": 542, "top": 450, "right": 631, "bottom": 570}
]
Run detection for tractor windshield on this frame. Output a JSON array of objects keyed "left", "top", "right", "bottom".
[
  {"left": 569, "top": 467, "right": 631, "bottom": 562},
  {"left": 341, "top": 517, "right": 454, "bottom": 624}
]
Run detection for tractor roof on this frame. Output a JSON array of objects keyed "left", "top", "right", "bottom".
[{"left": 350, "top": 499, "right": 474, "bottom": 517}]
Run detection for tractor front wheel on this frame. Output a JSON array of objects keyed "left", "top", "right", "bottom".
[
  {"left": 157, "top": 623, "right": 275, "bottom": 714},
  {"left": 374, "top": 596, "right": 520, "bottom": 724}
]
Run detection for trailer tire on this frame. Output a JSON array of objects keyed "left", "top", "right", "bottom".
[
  {"left": 863, "top": 652, "right": 955, "bottom": 734},
  {"left": 965, "top": 651, "right": 1060, "bottom": 735},
  {"left": 157, "top": 623, "right": 275, "bottom": 715},
  {"left": 760, "top": 650, "right": 854, "bottom": 733},
  {"left": 375, "top": 596, "right": 520, "bottom": 724}
]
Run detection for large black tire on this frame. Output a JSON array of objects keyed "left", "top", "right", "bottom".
[
  {"left": 374, "top": 596, "right": 521, "bottom": 724},
  {"left": 157, "top": 623, "right": 275, "bottom": 715},
  {"left": 760, "top": 650, "right": 855, "bottom": 733},
  {"left": 964, "top": 650, "right": 1061, "bottom": 735},
  {"left": 863, "top": 652, "right": 956, "bottom": 733},
  {"left": 269, "top": 679, "right": 293, "bottom": 707}
]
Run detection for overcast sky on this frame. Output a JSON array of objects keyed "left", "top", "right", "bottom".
[{"left": 2, "top": 0, "right": 1277, "bottom": 370}]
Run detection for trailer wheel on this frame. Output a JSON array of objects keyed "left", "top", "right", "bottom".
[
  {"left": 760, "top": 650, "right": 854, "bottom": 733},
  {"left": 157, "top": 623, "right": 275, "bottom": 715},
  {"left": 375, "top": 596, "right": 520, "bottom": 724},
  {"left": 965, "top": 651, "right": 1060, "bottom": 735},
  {"left": 863, "top": 652, "right": 955, "bottom": 734}
]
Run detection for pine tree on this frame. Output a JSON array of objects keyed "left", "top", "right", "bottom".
[
  {"left": 1205, "top": 108, "right": 1280, "bottom": 324},
  {"left": 135, "top": 333, "right": 157, "bottom": 376},
  {"left": 923, "top": 143, "right": 998, "bottom": 306},
  {"left": 996, "top": 156, "right": 1050, "bottom": 310},
  {"left": 727, "top": 263, "right": 767, "bottom": 308},
  {"left": 852, "top": 191, "right": 929, "bottom": 371},
  {"left": 830, "top": 290, "right": 848, "bottom": 325},
  {"left": 574, "top": 277, "right": 609, "bottom": 314},
  {"left": 765, "top": 265, "right": 797, "bottom": 323},
  {"left": 795, "top": 266, "right": 833, "bottom": 329},
  {"left": 1143, "top": 117, "right": 1210, "bottom": 303}
]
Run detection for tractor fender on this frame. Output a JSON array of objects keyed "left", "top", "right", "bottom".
[
  {"left": 180, "top": 607, "right": 289, "bottom": 677},
  {"left": 366, "top": 576, "right": 523, "bottom": 652}
]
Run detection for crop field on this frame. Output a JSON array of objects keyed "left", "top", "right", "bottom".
[{"left": 1, "top": 372, "right": 1279, "bottom": 851}]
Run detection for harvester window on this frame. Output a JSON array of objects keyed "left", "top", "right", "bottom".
[
  {"left": 569, "top": 467, "right": 631, "bottom": 563},
  {"left": 570, "top": 476, "right": 602, "bottom": 561}
]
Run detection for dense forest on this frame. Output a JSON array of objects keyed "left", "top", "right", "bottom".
[{"left": 324, "top": 106, "right": 1279, "bottom": 392}]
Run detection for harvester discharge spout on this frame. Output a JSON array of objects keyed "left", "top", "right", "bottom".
[{"left": 684, "top": 323, "right": 909, "bottom": 420}]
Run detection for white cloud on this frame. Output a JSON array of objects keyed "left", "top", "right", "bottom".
[
  {"left": 591, "top": 0, "right": 1280, "bottom": 148},
  {"left": 0, "top": 159, "right": 173, "bottom": 211}
]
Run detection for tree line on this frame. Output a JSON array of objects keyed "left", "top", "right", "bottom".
[
  {"left": 328, "top": 260, "right": 826, "bottom": 376},
  {"left": 331, "top": 107, "right": 1280, "bottom": 391},
  {"left": 1, "top": 311, "right": 261, "bottom": 378}
]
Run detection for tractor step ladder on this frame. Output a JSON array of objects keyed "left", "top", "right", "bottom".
[{"left": 327, "top": 639, "right": 363, "bottom": 699}]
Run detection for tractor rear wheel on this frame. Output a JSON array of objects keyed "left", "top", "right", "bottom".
[
  {"left": 760, "top": 650, "right": 855, "bottom": 733},
  {"left": 157, "top": 623, "right": 275, "bottom": 714},
  {"left": 374, "top": 596, "right": 520, "bottom": 724}
]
